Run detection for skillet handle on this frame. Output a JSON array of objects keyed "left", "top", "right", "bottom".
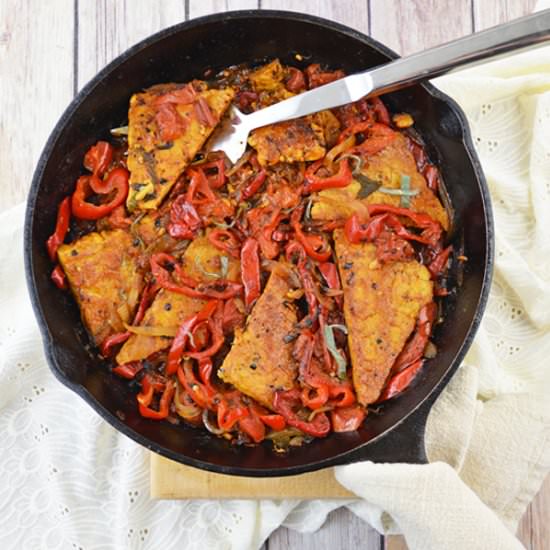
[{"left": 341, "top": 393, "right": 438, "bottom": 465}]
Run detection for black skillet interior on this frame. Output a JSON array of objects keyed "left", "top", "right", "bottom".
[{"left": 25, "top": 11, "right": 493, "bottom": 476}]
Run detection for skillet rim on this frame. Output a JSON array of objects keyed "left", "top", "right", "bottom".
[{"left": 24, "top": 9, "right": 494, "bottom": 476}]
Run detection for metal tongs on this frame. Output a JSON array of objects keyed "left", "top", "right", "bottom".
[{"left": 208, "top": 10, "right": 550, "bottom": 163}]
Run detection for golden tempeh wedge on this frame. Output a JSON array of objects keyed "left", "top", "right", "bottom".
[
  {"left": 334, "top": 229, "right": 433, "bottom": 405},
  {"left": 127, "top": 83, "right": 234, "bottom": 211},
  {"left": 218, "top": 267, "right": 297, "bottom": 409},
  {"left": 58, "top": 229, "right": 144, "bottom": 346}
]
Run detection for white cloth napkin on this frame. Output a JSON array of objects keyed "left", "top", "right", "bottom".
[{"left": 2, "top": 43, "right": 550, "bottom": 550}]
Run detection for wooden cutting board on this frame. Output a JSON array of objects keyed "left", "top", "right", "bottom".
[{"left": 150, "top": 453, "right": 355, "bottom": 499}]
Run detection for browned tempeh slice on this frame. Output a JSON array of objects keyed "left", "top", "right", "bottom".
[
  {"left": 218, "top": 267, "right": 297, "bottom": 409},
  {"left": 58, "top": 229, "right": 144, "bottom": 346},
  {"left": 334, "top": 229, "right": 433, "bottom": 405},
  {"left": 127, "top": 83, "right": 234, "bottom": 211}
]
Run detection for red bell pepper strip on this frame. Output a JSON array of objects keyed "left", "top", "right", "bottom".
[
  {"left": 344, "top": 213, "right": 384, "bottom": 244},
  {"left": 153, "top": 84, "right": 196, "bottom": 106},
  {"left": 345, "top": 209, "right": 442, "bottom": 249},
  {"left": 221, "top": 298, "right": 245, "bottom": 334},
  {"left": 259, "top": 414, "right": 286, "bottom": 431},
  {"left": 133, "top": 284, "right": 156, "bottom": 326},
  {"left": 176, "top": 363, "right": 211, "bottom": 409},
  {"left": 84, "top": 141, "right": 113, "bottom": 177},
  {"left": 167, "top": 195, "right": 202, "bottom": 239},
  {"left": 338, "top": 121, "right": 372, "bottom": 144},
  {"left": 258, "top": 207, "right": 282, "bottom": 260},
  {"left": 369, "top": 97, "right": 391, "bottom": 126},
  {"left": 301, "top": 385, "right": 330, "bottom": 409},
  {"left": 200, "top": 158, "right": 226, "bottom": 189},
  {"left": 155, "top": 103, "right": 187, "bottom": 142},
  {"left": 273, "top": 389, "right": 330, "bottom": 437},
  {"left": 240, "top": 238, "right": 261, "bottom": 308},
  {"left": 71, "top": 168, "right": 129, "bottom": 220},
  {"left": 428, "top": 245, "right": 452, "bottom": 278},
  {"left": 367, "top": 204, "right": 438, "bottom": 229},
  {"left": 51, "top": 265, "right": 67, "bottom": 289},
  {"left": 378, "top": 359, "right": 424, "bottom": 402},
  {"left": 107, "top": 205, "right": 132, "bottom": 229},
  {"left": 241, "top": 169, "right": 267, "bottom": 199},
  {"left": 286, "top": 67, "right": 306, "bottom": 92},
  {"left": 101, "top": 332, "right": 131, "bottom": 357},
  {"left": 423, "top": 164, "right": 439, "bottom": 192},
  {"left": 137, "top": 377, "right": 175, "bottom": 420},
  {"left": 317, "top": 312, "right": 336, "bottom": 375},
  {"left": 305, "top": 64, "right": 344, "bottom": 89},
  {"left": 331, "top": 405, "right": 366, "bottom": 432},
  {"left": 356, "top": 123, "right": 396, "bottom": 156},
  {"left": 217, "top": 395, "right": 249, "bottom": 431},
  {"left": 238, "top": 413, "right": 266, "bottom": 443},
  {"left": 392, "top": 302, "right": 437, "bottom": 374},
  {"left": 150, "top": 253, "right": 242, "bottom": 300},
  {"left": 294, "top": 228, "right": 332, "bottom": 263},
  {"left": 329, "top": 383, "right": 355, "bottom": 408},
  {"left": 166, "top": 300, "right": 219, "bottom": 375},
  {"left": 286, "top": 241, "right": 318, "bottom": 322},
  {"left": 208, "top": 229, "right": 241, "bottom": 258},
  {"left": 112, "top": 362, "right": 143, "bottom": 380},
  {"left": 194, "top": 97, "right": 217, "bottom": 127},
  {"left": 185, "top": 310, "right": 225, "bottom": 361},
  {"left": 46, "top": 197, "right": 71, "bottom": 261},
  {"left": 290, "top": 207, "right": 332, "bottom": 262},
  {"left": 186, "top": 167, "right": 217, "bottom": 204},
  {"left": 237, "top": 90, "right": 258, "bottom": 110},
  {"left": 318, "top": 262, "right": 340, "bottom": 289},
  {"left": 304, "top": 158, "right": 352, "bottom": 193},
  {"left": 198, "top": 358, "right": 217, "bottom": 395}
]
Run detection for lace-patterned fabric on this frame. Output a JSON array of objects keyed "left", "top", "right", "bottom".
[{"left": 1, "top": 45, "right": 550, "bottom": 550}]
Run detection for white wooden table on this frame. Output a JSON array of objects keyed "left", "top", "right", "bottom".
[{"left": 2, "top": 1, "right": 548, "bottom": 548}]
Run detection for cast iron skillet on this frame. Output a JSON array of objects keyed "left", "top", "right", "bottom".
[{"left": 24, "top": 10, "right": 493, "bottom": 476}]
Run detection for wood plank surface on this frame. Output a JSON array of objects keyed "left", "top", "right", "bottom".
[
  {"left": 189, "top": 0, "right": 257, "bottom": 18},
  {"left": 77, "top": 0, "right": 187, "bottom": 89},
  {"left": 260, "top": 0, "right": 369, "bottom": 28},
  {"left": 473, "top": 0, "right": 538, "bottom": 30},
  {"left": 0, "top": 0, "right": 74, "bottom": 212},
  {"left": 1, "top": 0, "right": 548, "bottom": 549},
  {"left": 266, "top": 508, "right": 382, "bottom": 550},
  {"left": 369, "top": 0, "right": 473, "bottom": 53}
]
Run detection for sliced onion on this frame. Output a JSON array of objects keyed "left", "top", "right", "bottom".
[
  {"left": 325, "top": 135, "right": 355, "bottom": 166},
  {"left": 338, "top": 153, "right": 364, "bottom": 175},
  {"left": 195, "top": 255, "right": 229, "bottom": 279},
  {"left": 424, "top": 341, "right": 437, "bottom": 359},
  {"left": 226, "top": 150, "right": 252, "bottom": 176},
  {"left": 202, "top": 409, "right": 225, "bottom": 435},
  {"left": 329, "top": 324, "right": 348, "bottom": 335},
  {"left": 110, "top": 125, "right": 129, "bottom": 136},
  {"left": 174, "top": 382, "right": 202, "bottom": 421},
  {"left": 307, "top": 406, "right": 333, "bottom": 422},
  {"left": 124, "top": 324, "right": 179, "bottom": 337},
  {"left": 323, "top": 288, "right": 344, "bottom": 297}
]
